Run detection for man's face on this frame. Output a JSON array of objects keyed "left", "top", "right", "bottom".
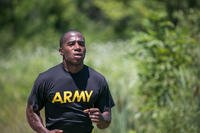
[{"left": 59, "top": 32, "right": 86, "bottom": 65}]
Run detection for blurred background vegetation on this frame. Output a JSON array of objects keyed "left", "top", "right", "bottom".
[{"left": 0, "top": 0, "right": 200, "bottom": 133}]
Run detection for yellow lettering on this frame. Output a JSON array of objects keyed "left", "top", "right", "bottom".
[
  {"left": 52, "top": 92, "right": 63, "bottom": 103},
  {"left": 72, "top": 90, "right": 86, "bottom": 102},
  {"left": 52, "top": 90, "right": 93, "bottom": 104},
  {"left": 63, "top": 91, "right": 72, "bottom": 103},
  {"left": 85, "top": 90, "right": 93, "bottom": 102}
]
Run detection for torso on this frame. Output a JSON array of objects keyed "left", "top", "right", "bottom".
[{"left": 35, "top": 63, "right": 109, "bottom": 132}]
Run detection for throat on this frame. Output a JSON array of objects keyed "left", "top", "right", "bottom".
[{"left": 63, "top": 61, "right": 84, "bottom": 74}]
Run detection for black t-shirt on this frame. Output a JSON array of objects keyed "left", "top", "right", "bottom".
[{"left": 28, "top": 63, "right": 115, "bottom": 133}]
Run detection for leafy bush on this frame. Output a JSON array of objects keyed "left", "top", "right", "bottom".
[
  {"left": 1, "top": 0, "right": 200, "bottom": 133},
  {"left": 129, "top": 27, "right": 200, "bottom": 132}
]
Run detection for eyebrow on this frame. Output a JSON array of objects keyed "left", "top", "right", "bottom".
[{"left": 66, "top": 37, "right": 84, "bottom": 42}]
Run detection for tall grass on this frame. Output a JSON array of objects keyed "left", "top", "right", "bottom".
[
  {"left": 0, "top": 46, "right": 61, "bottom": 133},
  {"left": 0, "top": 40, "right": 199, "bottom": 133},
  {"left": 0, "top": 42, "right": 138, "bottom": 133},
  {"left": 86, "top": 42, "right": 138, "bottom": 133}
]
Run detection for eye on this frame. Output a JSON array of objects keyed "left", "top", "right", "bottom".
[
  {"left": 78, "top": 41, "right": 85, "bottom": 46},
  {"left": 66, "top": 41, "right": 75, "bottom": 46},
  {"left": 66, "top": 41, "right": 85, "bottom": 46}
]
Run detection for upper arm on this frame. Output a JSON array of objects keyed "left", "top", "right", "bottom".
[
  {"left": 26, "top": 103, "right": 42, "bottom": 123},
  {"left": 26, "top": 103, "right": 47, "bottom": 132},
  {"left": 27, "top": 75, "right": 46, "bottom": 112},
  {"left": 26, "top": 75, "right": 49, "bottom": 132},
  {"left": 95, "top": 78, "right": 115, "bottom": 113}
]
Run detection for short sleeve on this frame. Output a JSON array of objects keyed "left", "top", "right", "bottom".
[
  {"left": 28, "top": 74, "right": 46, "bottom": 112},
  {"left": 94, "top": 78, "right": 115, "bottom": 112}
]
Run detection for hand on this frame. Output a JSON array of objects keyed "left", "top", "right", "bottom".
[
  {"left": 84, "top": 108, "right": 104, "bottom": 124},
  {"left": 48, "top": 129, "right": 63, "bottom": 133}
]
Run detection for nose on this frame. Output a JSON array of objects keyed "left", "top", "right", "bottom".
[{"left": 74, "top": 41, "right": 81, "bottom": 50}]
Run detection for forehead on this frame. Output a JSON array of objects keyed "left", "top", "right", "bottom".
[{"left": 65, "top": 32, "right": 84, "bottom": 41}]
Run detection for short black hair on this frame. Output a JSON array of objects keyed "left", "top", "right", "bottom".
[{"left": 59, "top": 29, "right": 84, "bottom": 48}]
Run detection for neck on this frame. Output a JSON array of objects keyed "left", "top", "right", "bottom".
[{"left": 63, "top": 60, "right": 84, "bottom": 74}]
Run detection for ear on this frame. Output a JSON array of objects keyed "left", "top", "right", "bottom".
[{"left": 59, "top": 48, "right": 64, "bottom": 56}]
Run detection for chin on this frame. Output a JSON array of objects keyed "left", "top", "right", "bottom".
[{"left": 71, "top": 61, "right": 84, "bottom": 66}]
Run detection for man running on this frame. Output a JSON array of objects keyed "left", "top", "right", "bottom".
[{"left": 26, "top": 30, "right": 115, "bottom": 133}]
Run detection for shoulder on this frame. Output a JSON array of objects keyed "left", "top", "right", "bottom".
[
  {"left": 37, "top": 63, "right": 64, "bottom": 81},
  {"left": 87, "top": 66, "right": 107, "bottom": 83}
]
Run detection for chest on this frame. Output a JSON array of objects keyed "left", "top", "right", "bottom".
[{"left": 44, "top": 76, "right": 100, "bottom": 105}]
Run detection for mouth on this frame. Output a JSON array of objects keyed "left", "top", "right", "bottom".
[{"left": 73, "top": 53, "right": 83, "bottom": 58}]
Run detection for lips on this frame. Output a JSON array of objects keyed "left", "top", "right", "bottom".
[{"left": 73, "top": 53, "right": 83, "bottom": 58}]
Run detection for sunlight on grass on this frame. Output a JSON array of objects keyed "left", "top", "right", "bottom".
[{"left": 0, "top": 41, "right": 138, "bottom": 133}]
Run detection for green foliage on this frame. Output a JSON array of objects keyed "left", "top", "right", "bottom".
[
  {"left": 1, "top": 0, "right": 200, "bottom": 133},
  {"left": 85, "top": 42, "right": 138, "bottom": 133},
  {"left": 128, "top": 22, "right": 200, "bottom": 132},
  {"left": 0, "top": 46, "right": 61, "bottom": 132}
]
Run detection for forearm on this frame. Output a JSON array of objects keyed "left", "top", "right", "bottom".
[
  {"left": 26, "top": 104, "right": 48, "bottom": 133},
  {"left": 96, "top": 111, "right": 111, "bottom": 129}
]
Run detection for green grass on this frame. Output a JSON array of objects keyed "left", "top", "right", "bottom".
[
  {"left": 1, "top": 41, "right": 200, "bottom": 133},
  {"left": 0, "top": 41, "right": 138, "bottom": 133}
]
